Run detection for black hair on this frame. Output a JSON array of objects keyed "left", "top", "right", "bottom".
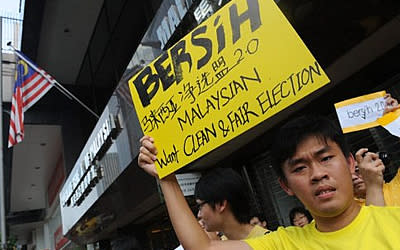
[
  {"left": 251, "top": 213, "right": 266, "bottom": 223},
  {"left": 289, "top": 206, "right": 313, "bottom": 226},
  {"left": 194, "top": 168, "right": 251, "bottom": 224},
  {"left": 272, "top": 115, "right": 350, "bottom": 180}
]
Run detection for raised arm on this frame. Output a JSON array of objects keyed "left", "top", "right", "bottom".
[
  {"left": 355, "top": 148, "right": 385, "bottom": 206},
  {"left": 384, "top": 93, "right": 400, "bottom": 114},
  {"left": 138, "top": 136, "right": 250, "bottom": 250}
]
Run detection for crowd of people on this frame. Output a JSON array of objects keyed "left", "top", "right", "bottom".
[{"left": 137, "top": 94, "right": 400, "bottom": 249}]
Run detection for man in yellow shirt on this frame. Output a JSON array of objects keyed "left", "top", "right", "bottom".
[
  {"left": 352, "top": 149, "right": 400, "bottom": 206},
  {"left": 352, "top": 148, "right": 386, "bottom": 206},
  {"left": 383, "top": 168, "right": 400, "bottom": 205},
  {"left": 138, "top": 115, "right": 400, "bottom": 249},
  {"left": 351, "top": 93, "right": 400, "bottom": 206}
]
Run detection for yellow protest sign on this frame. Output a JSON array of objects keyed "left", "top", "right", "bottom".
[{"left": 129, "top": 0, "right": 330, "bottom": 178}]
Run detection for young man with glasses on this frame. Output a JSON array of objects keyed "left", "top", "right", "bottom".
[{"left": 193, "top": 168, "right": 269, "bottom": 240}]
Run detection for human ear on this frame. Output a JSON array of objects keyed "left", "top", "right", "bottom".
[
  {"left": 279, "top": 178, "right": 294, "bottom": 196},
  {"left": 216, "top": 200, "right": 228, "bottom": 213},
  {"left": 347, "top": 154, "right": 356, "bottom": 173}
]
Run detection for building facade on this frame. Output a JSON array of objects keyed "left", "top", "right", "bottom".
[{"left": 3, "top": 0, "right": 400, "bottom": 249}]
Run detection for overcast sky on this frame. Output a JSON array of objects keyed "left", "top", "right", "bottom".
[{"left": 0, "top": 0, "right": 20, "bottom": 12}]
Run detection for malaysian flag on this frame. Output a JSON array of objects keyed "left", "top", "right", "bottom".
[{"left": 8, "top": 51, "right": 54, "bottom": 147}]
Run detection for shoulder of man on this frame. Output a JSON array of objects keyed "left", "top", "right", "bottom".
[
  {"left": 364, "top": 204, "right": 400, "bottom": 212},
  {"left": 245, "top": 207, "right": 400, "bottom": 249},
  {"left": 244, "top": 224, "right": 309, "bottom": 249},
  {"left": 247, "top": 225, "right": 270, "bottom": 239},
  {"left": 386, "top": 168, "right": 400, "bottom": 185}
]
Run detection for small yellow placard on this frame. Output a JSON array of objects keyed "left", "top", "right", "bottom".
[
  {"left": 129, "top": 0, "right": 330, "bottom": 178},
  {"left": 334, "top": 91, "right": 386, "bottom": 133}
]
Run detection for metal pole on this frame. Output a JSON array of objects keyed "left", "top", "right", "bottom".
[
  {"left": 7, "top": 43, "right": 100, "bottom": 119},
  {"left": 0, "top": 18, "right": 7, "bottom": 247}
]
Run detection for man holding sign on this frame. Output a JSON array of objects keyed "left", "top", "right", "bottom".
[
  {"left": 139, "top": 115, "right": 400, "bottom": 249},
  {"left": 134, "top": 0, "right": 400, "bottom": 247}
]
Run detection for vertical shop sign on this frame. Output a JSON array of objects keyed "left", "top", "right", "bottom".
[{"left": 54, "top": 226, "right": 69, "bottom": 250}]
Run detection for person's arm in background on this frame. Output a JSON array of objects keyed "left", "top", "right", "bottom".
[
  {"left": 383, "top": 93, "right": 400, "bottom": 204},
  {"left": 138, "top": 136, "right": 250, "bottom": 250},
  {"left": 383, "top": 167, "right": 400, "bottom": 206},
  {"left": 355, "top": 148, "right": 385, "bottom": 206}
]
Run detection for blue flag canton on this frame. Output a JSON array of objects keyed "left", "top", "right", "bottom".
[{"left": 14, "top": 57, "right": 37, "bottom": 90}]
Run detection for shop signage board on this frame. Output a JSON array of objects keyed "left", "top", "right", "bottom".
[
  {"left": 154, "top": 0, "right": 194, "bottom": 49},
  {"left": 176, "top": 173, "right": 201, "bottom": 196},
  {"left": 60, "top": 112, "right": 120, "bottom": 208},
  {"left": 59, "top": 103, "right": 123, "bottom": 234},
  {"left": 129, "top": 0, "right": 330, "bottom": 178}
]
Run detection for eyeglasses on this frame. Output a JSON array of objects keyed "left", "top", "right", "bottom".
[{"left": 196, "top": 201, "right": 208, "bottom": 211}]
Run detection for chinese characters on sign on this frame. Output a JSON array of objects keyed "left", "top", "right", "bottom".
[{"left": 129, "top": 0, "right": 330, "bottom": 178}]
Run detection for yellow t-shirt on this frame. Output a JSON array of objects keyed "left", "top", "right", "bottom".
[
  {"left": 246, "top": 225, "right": 270, "bottom": 239},
  {"left": 354, "top": 169, "right": 400, "bottom": 206},
  {"left": 221, "top": 225, "right": 270, "bottom": 240},
  {"left": 244, "top": 206, "right": 400, "bottom": 249},
  {"left": 383, "top": 169, "right": 400, "bottom": 206}
]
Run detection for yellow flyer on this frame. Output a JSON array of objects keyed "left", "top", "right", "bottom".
[
  {"left": 129, "top": 0, "right": 330, "bottom": 178},
  {"left": 334, "top": 91, "right": 386, "bottom": 133}
]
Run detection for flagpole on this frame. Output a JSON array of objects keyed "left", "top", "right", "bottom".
[
  {"left": 7, "top": 43, "right": 99, "bottom": 119},
  {"left": 0, "top": 18, "right": 7, "bottom": 247},
  {"left": 8, "top": 44, "right": 73, "bottom": 101}
]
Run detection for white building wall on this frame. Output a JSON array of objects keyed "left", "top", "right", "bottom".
[{"left": 1, "top": 52, "right": 16, "bottom": 102}]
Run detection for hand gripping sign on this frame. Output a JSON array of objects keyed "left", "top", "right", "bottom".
[{"left": 129, "top": 0, "right": 330, "bottom": 178}]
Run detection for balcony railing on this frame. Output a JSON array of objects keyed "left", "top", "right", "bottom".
[{"left": 1, "top": 10, "right": 23, "bottom": 53}]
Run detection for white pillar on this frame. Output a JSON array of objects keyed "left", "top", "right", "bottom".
[
  {"left": 0, "top": 17, "right": 7, "bottom": 248},
  {"left": 43, "top": 222, "right": 51, "bottom": 250},
  {"left": 35, "top": 227, "right": 45, "bottom": 250}
]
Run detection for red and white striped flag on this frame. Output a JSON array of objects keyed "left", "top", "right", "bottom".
[{"left": 8, "top": 50, "right": 54, "bottom": 147}]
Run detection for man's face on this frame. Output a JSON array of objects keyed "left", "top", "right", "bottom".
[
  {"left": 279, "top": 136, "right": 355, "bottom": 218},
  {"left": 250, "top": 216, "right": 261, "bottom": 226},
  {"left": 293, "top": 212, "right": 309, "bottom": 227},
  {"left": 196, "top": 200, "right": 223, "bottom": 232},
  {"left": 351, "top": 167, "right": 366, "bottom": 198},
  {"left": 250, "top": 216, "right": 267, "bottom": 228}
]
